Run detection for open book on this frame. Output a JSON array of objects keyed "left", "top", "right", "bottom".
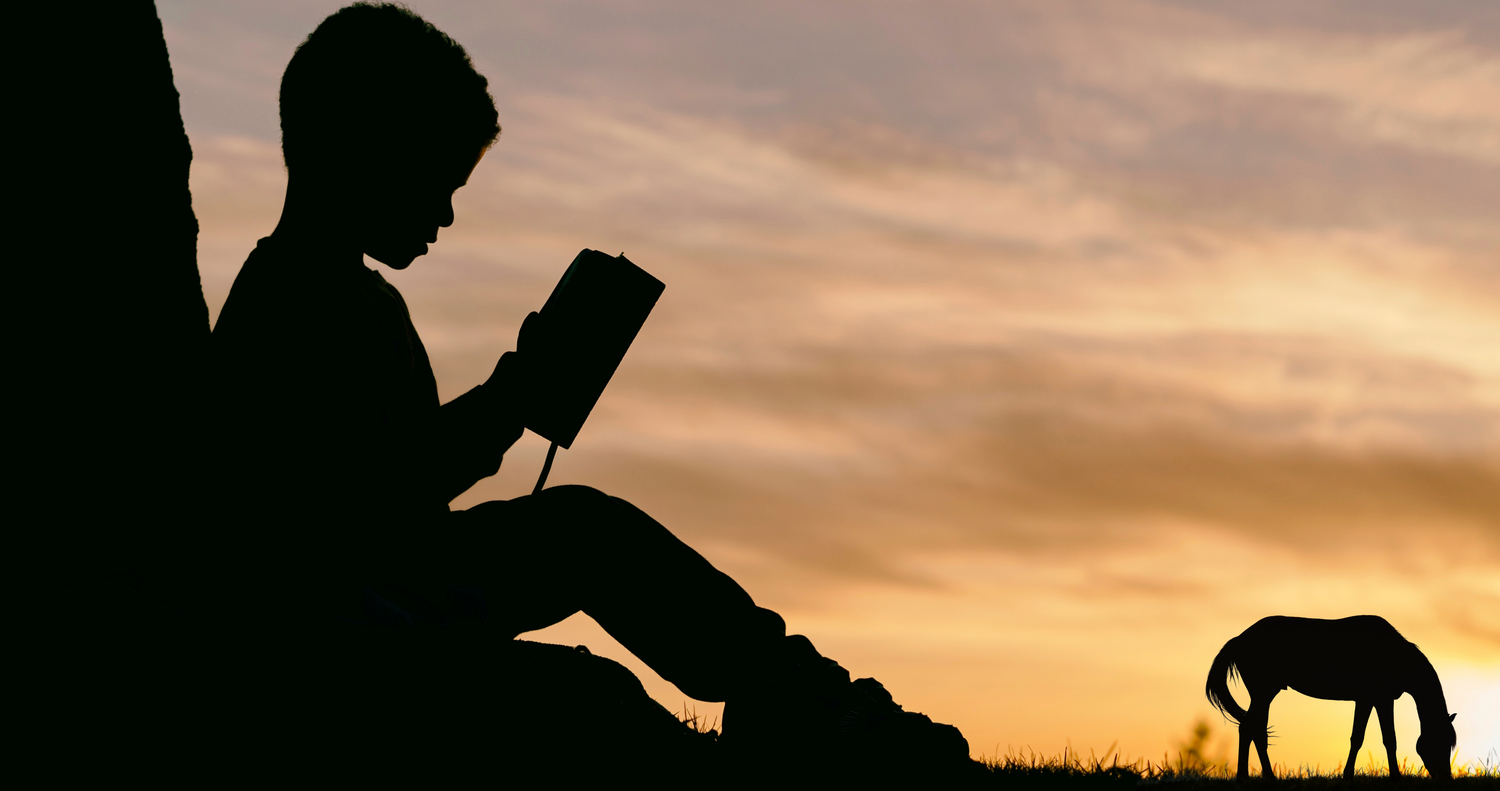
[{"left": 524, "top": 249, "right": 665, "bottom": 449}]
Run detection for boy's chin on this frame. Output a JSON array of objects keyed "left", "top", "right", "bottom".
[{"left": 364, "top": 242, "right": 428, "bottom": 270}]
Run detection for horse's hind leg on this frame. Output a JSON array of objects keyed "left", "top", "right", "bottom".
[
  {"left": 1344, "top": 701, "right": 1372, "bottom": 780},
  {"left": 1376, "top": 698, "right": 1400, "bottom": 778},
  {"left": 1252, "top": 704, "right": 1275, "bottom": 780},
  {"left": 1237, "top": 718, "right": 1252, "bottom": 781},
  {"left": 1245, "top": 690, "right": 1278, "bottom": 780}
]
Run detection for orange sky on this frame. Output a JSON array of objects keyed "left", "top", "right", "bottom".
[{"left": 162, "top": 0, "right": 1499, "bottom": 771}]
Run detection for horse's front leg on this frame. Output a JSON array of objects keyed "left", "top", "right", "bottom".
[
  {"left": 1345, "top": 701, "right": 1372, "bottom": 780},
  {"left": 1375, "top": 698, "right": 1401, "bottom": 778}
]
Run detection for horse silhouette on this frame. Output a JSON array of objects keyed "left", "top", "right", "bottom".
[{"left": 1206, "top": 615, "right": 1457, "bottom": 781}]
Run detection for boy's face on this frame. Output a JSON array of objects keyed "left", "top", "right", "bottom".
[{"left": 351, "top": 143, "right": 486, "bottom": 270}]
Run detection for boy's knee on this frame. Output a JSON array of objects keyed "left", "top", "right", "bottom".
[
  {"left": 535, "top": 484, "right": 615, "bottom": 512},
  {"left": 532, "top": 484, "right": 674, "bottom": 548},
  {"left": 533, "top": 484, "right": 638, "bottom": 532}
]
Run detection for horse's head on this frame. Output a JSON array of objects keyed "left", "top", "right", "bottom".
[{"left": 1416, "top": 712, "right": 1457, "bottom": 781}]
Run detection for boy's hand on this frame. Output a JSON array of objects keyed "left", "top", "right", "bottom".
[
  {"left": 485, "top": 353, "right": 528, "bottom": 421},
  {"left": 484, "top": 311, "right": 545, "bottom": 420},
  {"left": 516, "top": 310, "right": 545, "bottom": 355}
]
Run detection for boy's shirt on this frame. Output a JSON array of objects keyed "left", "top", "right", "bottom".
[{"left": 211, "top": 236, "right": 504, "bottom": 569}]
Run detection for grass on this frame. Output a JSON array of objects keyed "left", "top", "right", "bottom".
[
  {"left": 672, "top": 707, "right": 1499, "bottom": 787},
  {"left": 676, "top": 703, "right": 720, "bottom": 740},
  {"left": 981, "top": 745, "right": 1142, "bottom": 788},
  {"left": 976, "top": 745, "right": 1500, "bottom": 789}
]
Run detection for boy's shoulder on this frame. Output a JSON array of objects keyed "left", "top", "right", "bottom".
[{"left": 215, "top": 236, "right": 386, "bottom": 339}]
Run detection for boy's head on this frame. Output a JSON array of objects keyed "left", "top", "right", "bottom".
[{"left": 280, "top": 3, "right": 499, "bottom": 267}]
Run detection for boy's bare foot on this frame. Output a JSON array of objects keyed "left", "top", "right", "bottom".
[{"left": 722, "top": 636, "right": 974, "bottom": 777}]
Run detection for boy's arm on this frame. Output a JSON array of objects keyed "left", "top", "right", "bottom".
[
  {"left": 426, "top": 312, "right": 541, "bottom": 503},
  {"left": 429, "top": 357, "right": 526, "bottom": 503}
]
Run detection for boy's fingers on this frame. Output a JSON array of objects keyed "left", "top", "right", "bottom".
[
  {"left": 518, "top": 311, "right": 541, "bottom": 350},
  {"left": 492, "top": 350, "right": 520, "bottom": 376},
  {"left": 489, "top": 351, "right": 536, "bottom": 390}
]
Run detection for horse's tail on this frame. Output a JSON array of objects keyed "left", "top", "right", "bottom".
[{"left": 1206, "top": 637, "right": 1247, "bottom": 726}]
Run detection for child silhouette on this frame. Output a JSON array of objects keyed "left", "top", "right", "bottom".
[{"left": 210, "top": 2, "right": 969, "bottom": 772}]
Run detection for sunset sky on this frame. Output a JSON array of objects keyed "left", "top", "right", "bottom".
[{"left": 159, "top": 0, "right": 1499, "bottom": 771}]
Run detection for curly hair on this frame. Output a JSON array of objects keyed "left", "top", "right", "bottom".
[{"left": 279, "top": 3, "right": 500, "bottom": 173}]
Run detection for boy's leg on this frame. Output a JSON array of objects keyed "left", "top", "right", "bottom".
[
  {"left": 447, "top": 484, "right": 788, "bottom": 702},
  {"left": 435, "top": 486, "right": 973, "bottom": 774}
]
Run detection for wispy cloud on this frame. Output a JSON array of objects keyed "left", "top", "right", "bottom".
[{"left": 1168, "top": 31, "right": 1500, "bottom": 164}]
